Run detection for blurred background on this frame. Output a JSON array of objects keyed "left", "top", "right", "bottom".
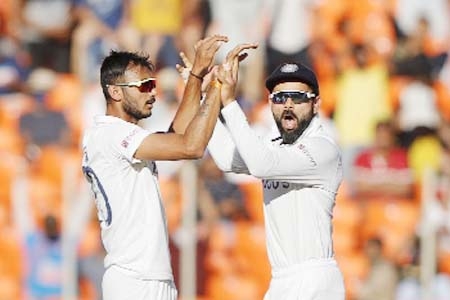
[{"left": 1, "top": 0, "right": 450, "bottom": 299}]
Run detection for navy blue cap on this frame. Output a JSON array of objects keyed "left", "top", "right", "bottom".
[{"left": 265, "top": 62, "right": 319, "bottom": 95}]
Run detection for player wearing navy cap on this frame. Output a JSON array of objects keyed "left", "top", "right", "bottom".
[{"left": 208, "top": 61, "right": 346, "bottom": 299}]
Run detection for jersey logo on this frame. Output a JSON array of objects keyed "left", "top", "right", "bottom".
[
  {"left": 121, "top": 140, "right": 129, "bottom": 148},
  {"left": 280, "top": 63, "right": 299, "bottom": 73},
  {"left": 298, "top": 143, "right": 317, "bottom": 167},
  {"left": 121, "top": 128, "right": 139, "bottom": 149}
]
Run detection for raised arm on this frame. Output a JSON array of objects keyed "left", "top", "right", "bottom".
[
  {"left": 170, "top": 35, "right": 228, "bottom": 134},
  {"left": 134, "top": 77, "right": 223, "bottom": 161}
]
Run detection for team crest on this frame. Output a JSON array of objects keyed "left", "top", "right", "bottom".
[{"left": 281, "top": 64, "right": 299, "bottom": 73}]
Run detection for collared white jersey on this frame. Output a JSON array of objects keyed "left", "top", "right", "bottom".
[
  {"left": 208, "top": 102, "right": 343, "bottom": 269},
  {"left": 81, "top": 115, "right": 173, "bottom": 280}
]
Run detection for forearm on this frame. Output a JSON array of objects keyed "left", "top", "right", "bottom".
[
  {"left": 181, "top": 82, "right": 221, "bottom": 157},
  {"left": 221, "top": 101, "right": 273, "bottom": 176},
  {"left": 208, "top": 119, "right": 249, "bottom": 173},
  {"left": 170, "top": 72, "right": 203, "bottom": 133}
]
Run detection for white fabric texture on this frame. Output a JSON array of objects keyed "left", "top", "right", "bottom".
[{"left": 82, "top": 115, "right": 173, "bottom": 282}]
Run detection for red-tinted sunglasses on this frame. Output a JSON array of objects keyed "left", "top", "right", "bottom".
[{"left": 110, "top": 77, "right": 156, "bottom": 93}]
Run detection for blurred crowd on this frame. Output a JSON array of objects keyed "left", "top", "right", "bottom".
[{"left": 1, "top": 0, "right": 450, "bottom": 299}]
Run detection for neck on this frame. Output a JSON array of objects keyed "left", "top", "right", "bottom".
[{"left": 106, "top": 105, "right": 138, "bottom": 124}]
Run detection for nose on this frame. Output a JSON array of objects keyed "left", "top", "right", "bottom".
[{"left": 283, "top": 97, "right": 295, "bottom": 108}]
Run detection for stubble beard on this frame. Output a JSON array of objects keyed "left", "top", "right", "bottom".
[
  {"left": 123, "top": 98, "right": 152, "bottom": 120},
  {"left": 275, "top": 110, "right": 314, "bottom": 144}
]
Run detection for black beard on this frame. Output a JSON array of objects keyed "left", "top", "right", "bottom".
[
  {"left": 123, "top": 98, "right": 152, "bottom": 120},
  {"left": 275, "top": 112, "right": 314, "bottom": 144}
]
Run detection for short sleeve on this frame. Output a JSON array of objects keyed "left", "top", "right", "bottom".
[{"left": 111, "top": 123, "right": 150, "bottom": 162}]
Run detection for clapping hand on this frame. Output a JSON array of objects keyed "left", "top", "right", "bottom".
[{"left": 215, "top": 43, "right": 258, "bottom": 106}]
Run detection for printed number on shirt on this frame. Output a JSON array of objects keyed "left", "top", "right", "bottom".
[{"left": 82, "top": 166, "right": 112, "bottom": 226}]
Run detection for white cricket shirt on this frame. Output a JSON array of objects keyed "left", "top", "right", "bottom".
[
  {"left": 82, "top": 115, "right": 173, "bottom": 280},
  {"left": 208, "top": 102, "right": 343, "bottom": 269}
]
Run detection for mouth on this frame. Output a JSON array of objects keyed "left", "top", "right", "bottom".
[
  {"left": 281, "top": 112, "right": 297, "bottom": 131},
  {"left": 145, "top": 97, "right": 156, "bottom": 107}
]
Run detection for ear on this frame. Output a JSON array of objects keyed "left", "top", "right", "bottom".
[
  {"left": 313, "top": 96, "right": 321, "bottom": 114},
  {"left": 108, "top": 85, "right": 122, "bottom": 102}
]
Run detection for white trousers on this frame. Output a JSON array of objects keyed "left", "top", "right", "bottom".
[
  {"left": 102, "top": 265, "right": 177, "bottom": 300},
  {"left": 264, "top": 258, "right": 345, "bottom": 300}
]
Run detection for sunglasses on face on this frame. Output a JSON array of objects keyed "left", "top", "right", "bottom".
[
  {"left": 269, "top": 90, "right": 316, "bottom": 104},
  {"left": 110, "top": 77, "right": 157, "bottom": 93}
]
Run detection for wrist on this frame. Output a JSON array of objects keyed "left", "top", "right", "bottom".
[
  {"left": 189, "top": 70, "right": 204, "bottom": 81},
  {"left": 222, "top": 97, "right": 235, "bottom": 106},
  {"left": 210, "top": 79, "right": 222, "bottom": 89}
]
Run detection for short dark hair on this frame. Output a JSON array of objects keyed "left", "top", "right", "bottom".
[{"left": 100, "top": 50, "right": 155, "bottom": 100}]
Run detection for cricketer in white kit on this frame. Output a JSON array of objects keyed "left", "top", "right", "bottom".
[
  {"left": 208, "top": 61, "right": 346, "bottom": 299},
  {"left": 82, "top": 115, "right": 177, "bottom": 299}
]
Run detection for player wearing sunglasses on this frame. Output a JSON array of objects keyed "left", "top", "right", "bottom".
[
  {"left": 207, "top": 62, "right": 345, "bottom": 299},
  {"left": 109, "top": 77, "right": 157, "bottom": 93},
  {"left": 82, "top": 34, "right": 257, "bottom": 300}
]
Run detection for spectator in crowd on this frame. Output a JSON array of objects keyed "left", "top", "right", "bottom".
[
  {"left": 206, "top": 0, "right": 266, "bottom": 104},
  {"left": 18, "top": 0, "right": 74, "bottom": 72},
  {"left": 355, "top": 237, "right": 399, "bottom": 300},
  {"left": 0, "top": 38, "right": 31, "bottom": 95},
  {"left": 333, "top": 42, "right": 393, "bottom": 179},
  {"left": 129, "top": 0, "right": 183, "bottom": 70},
  {"left": 18, "top": 68, "right": 70, "bottom": 159},
  {"left": 13, "top": 172, "right": 63, "bottom": 300},
  {"left": 71, "top": 0, "right": 138, "bottom": 87},
  {"left": 395, "top": 74, "right": 441, "bottom": 148},
  {"left": 351, "top": 119, "right": 414, "bottom": 200},
  {"left": 263, "top": 0, "right": 316, "bottom": 74},
  {"left": 198, "top": 154, "right": 248, "bottom": 222}
]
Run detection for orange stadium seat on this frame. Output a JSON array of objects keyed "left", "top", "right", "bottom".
[
  {"left": 313, "top": 0, "right": 349, "bottom": 35},
  {"left": 438, "top": 250, "right": 450, "bottom": 275},
  {"left": 336, "top": 251, "right": 370, "bottom": 300},
  {"left": 0, "top": 93, "right": 35, "bottom": 130},
  {"left": 238, "top": 181, "right": 264, "bottom": 224},
  {"left": 204, "top": 223, "right": 236, "bottom": 276},
  {"left": 29, "top": 145, "right": 82, "bottom": 188},
  {"left": 333, "top": 228, "right": 360, "bottom": 257},
  {"left": 233, "top": 221, "right": 270, "bottom": 291},
  {"left": 159, "top": 177, "right": 182, "bottom": 234},
  {"left": 0, "top": 0, "right": 15, "bottom": 35},
  {"left": 46, "top": 74, "right": 82, "bottom": 112},
  {"left": 0, "top": 236, "right": 22, "bottom": 287},
  {"left": 0, "top": 273, "right": 21, "bottom": 300},
  {"left": 27, "top": 174, "right": 62, "bottom": 230},
  {"left": 361, "top": 199, "right": 420, "bottom": 261},
  {"left": 333, "top": 194, "right": 363, "bottom": 231},
  {"left": 316, "top": 78, "right": 337, "bottom": 117},
  {"left": 434, "top": 80, "right": 450, "bottom": 122},
  {"left": 0, "top": 126, "right": 24, "bottom": 155},
  {"left": 333, "top": 192, "right": 364, "bottom": 255},
  {"left": 0, "top": 203, "right": 22, "bottom": 299},
  {"left": 78, "top": 217, "right": 102, "bottom": 258},
  {"left": 45, "top": 73, "right": 83, "bottom": 145},
  {"left": 78, "top": 277, "right": 97, "bottom": 300},
  {"left": 204, "top": 273, "right": 261, "bottom": 300},
  {"left": 0, "top": 153, "right": 25, "bottom": 210}
]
